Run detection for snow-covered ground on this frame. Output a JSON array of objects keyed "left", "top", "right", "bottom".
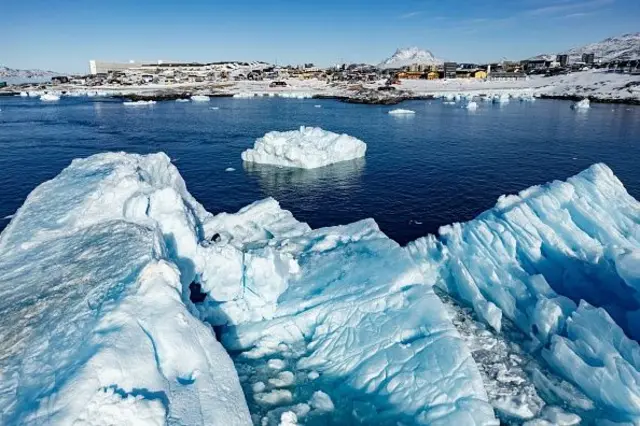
[
  {"left": 241, "top": 127, "right": 367, "bottom": 169},
  {"left": 2, "top": 152, "right": 640, "bottom": 425},
  {"left": 4, "top": 69, "right": 638, "bottom": 103}
]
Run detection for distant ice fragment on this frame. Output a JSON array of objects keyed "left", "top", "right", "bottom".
[
  {"left": 191, "top": 95, "right": 210, "bottom": 102},
  {"left": 225, "top": 167, "right": 236, "bottom": 172},
  {"left": 388, "top": 108, "right": 416, "bottom": 115},
  {"left": 571, "top": 99, "right": 590, "bottom": 109},
  {"left": 467, "top": 101, "right": 479, "bottom": 110},
  {"left": 40, "top": 93, "right": 60, "bottom": 101},
  {"left": 175, "top": 98, "right": 190, "bottom": 102},
  {"left": 123, "top": 100, "right": 156, "bottom": 106},
  {"left": 241, "top": 126, "right": 367, "bottom": 169}
]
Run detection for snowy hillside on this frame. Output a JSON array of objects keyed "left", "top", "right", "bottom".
[
  {"left": 378, "top": 47, "right": 443, "bottom": 69},
  {"left": 531, "top": 32, "right": 640, "bottom": 62},
  {"left": 0, "top": 65, "right": 58, "bottom": 81}
]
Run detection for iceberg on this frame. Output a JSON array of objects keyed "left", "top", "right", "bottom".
[
  {"left": 0, "top": 153, "right": 251, "bottom": 425},
  {"left": 123, "top": 100, "right": 157, "bottom": 106},
  {"left": 40, "top": 93, "right": 60, "bottom": 101},
  {"left": 0, "top": 152, "right": 497, "bottom": 425},
  {"left": 191, "top": 95, "right": 211, "bottom": 102},
  {"left": 466, "top": 101, "right": 479, "bottom": 110},
  {"left": 176, "top": 98, "right": 191, "bottom": 102},
  {"left": 388, "top": 108, "right": 416, "bottom": 115},
  {"left": 407, "top": 163, "right": 640, "bottom": 423},
  {"left": 19, "top": 91, "right": 28, "bottom": 97},
  {"left": 241, "top": 126, "right": 367, "bottom": 169}
]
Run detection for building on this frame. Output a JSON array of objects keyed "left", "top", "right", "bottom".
[
  {"left": 474, "top": 70, "right": 487, "bottom": 79},
  {"left": 51, "top": 76, "right": 70, "bottom": 84},
  {"left": 582, "top": 53, "right": 595, "bottom": 65},
  {"left": 427, "top": 71, "right": 439, "bottom": 80},
  {"left": 396, "top": 71, "right": 424, "bottom": 80},
  {"left": 89, "top": 60, "right": 145, "bottom": 75},
  {"left": 444, "top": 62, "right": 457, "bottom": 79},
  {"left": 0, "top": 81, "right": 6, "bottom": 88},
  {"left": 556, "top": 54, "right": 569, "bottom": 67},
  {"left": 488, "top": 72, "right": 527, "bottom": 81}
]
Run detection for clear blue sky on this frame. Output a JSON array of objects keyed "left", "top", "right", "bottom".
[{"left": 3, "top": 0, "right": 639, "bottom": 73}]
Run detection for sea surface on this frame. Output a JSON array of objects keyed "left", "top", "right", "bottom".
[{"left": 1, "top": 95, "right": 639, "bottom": 244}]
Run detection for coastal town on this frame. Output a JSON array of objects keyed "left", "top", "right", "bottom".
[{"left": 2, "top": 33, "right": 639, "bottom": 104}]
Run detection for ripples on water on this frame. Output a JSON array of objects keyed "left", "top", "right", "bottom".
[{"left": 0, "top": 96, "right": 639, "bottom": 244}]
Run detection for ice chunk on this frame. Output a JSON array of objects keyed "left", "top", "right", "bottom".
[
  {"left": 571, "top": 99, "right": 590, "bottom": 109},
  {"left": 279, "top": 411, "right": 298, "bottom": 426},
  {"left": 309, "top": 391, "right": 334, "bottom": 412},
  {"left": 40, "top": 93, "right": 60, "bottom": 101},
  {"left": 123, "top": 100, "right": 156, "bottom": 106},
  {"left": 20, "top": 91, "right": 29, "bottom": 97},
  {"left": 407, "top": 163, "right": 640, "bottom": 422},
  {"left": 388, "top": 108, "right": 416, "bottom": 114},
  {"left": 241, "top": 126, "right": 367, "bottom": 169},
  {"left": 0, "top": 153, "right": 249, "bottom": 425},
  {"left": 204, "top": 206, "right": 496, "bottom": 424},
  {"left": 225, "top": 167, "right": 236, "bottom": 172},
  {"left": 176, "top": 98, "right": 190, "bottom": 102},
  {"left": 466, "top": 101, "right": 479, "bottom": 110},
  {"left": 191, "top": 95, "right": 211, "bottom": 102}
]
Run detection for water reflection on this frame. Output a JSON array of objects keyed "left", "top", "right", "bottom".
[{"left": 244, "top": 158, "right": 365, "bottom": 198}]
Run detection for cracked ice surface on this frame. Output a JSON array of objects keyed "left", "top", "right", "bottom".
[
  {"left": 196, "top": 202, "right": 497, "bottom": 425},
  {"left": 407, "top": 163, "right": 640, "bottom": 423},
  {"left": 0, "top": 153, "right": 250, "bottom": 425}
]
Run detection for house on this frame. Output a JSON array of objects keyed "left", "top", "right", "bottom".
[
  {"left": 474, "top": 70, "right": 487, "bottom": 79},
  {"left": 141, "top": 74, "right": 154, "bottom": 84},
  {"left": 582, "top": 53, "right": 595, "bottom": 65},
  {"left": 556, "top": 55, "right": 569, "bottom": 67},
  {"left": 444, "top": 62, "right": 457, "bottom": 79},
  {"left": 396, "top": 71, "right": 424, "bottom": 80},
  {"left": 427, "top": 71, "right": 439, "bottom": 80},
  {"left": 488, "top": 72, "right": 526, "bottom": 81}
]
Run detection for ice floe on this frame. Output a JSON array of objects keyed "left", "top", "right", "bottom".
[
  {"left": 388, "top": 108, "right": 416, "bottom": 115},
  {"left": 241, "top": 126, "right": 367, "bottom": 169}
]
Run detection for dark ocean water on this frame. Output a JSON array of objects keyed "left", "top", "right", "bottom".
[{"left": 1, "top": 95, "right": 639, "bottom": 244}]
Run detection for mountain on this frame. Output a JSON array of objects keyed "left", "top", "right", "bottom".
[
  {"left": 530, "top": 33, "right": 640, "bottom": 62},
  {"left": 0, "top": 66, "right": 59, "bottom": 82},
  {"left": 378, "top": 47, "right": 443, "bottom": 69}
]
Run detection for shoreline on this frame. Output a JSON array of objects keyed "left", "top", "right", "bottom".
[{"left": 3, "top": 89, "right": 639, "bottom": 106}]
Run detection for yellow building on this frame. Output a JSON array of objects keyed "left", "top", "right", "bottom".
[
  {"left": 474, "top": 70, "right": 488, "bottom": 79},
  {"left": 427, "top": 71, "right": 439, "bottom": 80}
]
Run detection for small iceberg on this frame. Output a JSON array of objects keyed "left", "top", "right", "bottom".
[
  {"left": 191, "top": 95, "right": 210, "bottom": 102},
  {"left": 175, "top": 98, "right": 190, "bottom": 103},
  {"left": 225, "top": 167, "right": 236, "bottom": 172},
  {"left": 210, "top": 106, "right": 220, "bottom": 110},
  {"left": 571, "top": 99, "right": 590, "bottom": 110},
  {"left": 388, "top": 109, "right": 415, "bottom": 115},
  {"left": 19, "top": 92, "right": 29, "bottom": 97},
  {"left": 40, "top": 94, "right": 60, "bottom": 102},
  {"left": 123, "top": 100, "right": 157, "bottom": 106},
  {"left": 494, "top": 94, "right": 510, "bottom": 104},
  {"left": 314, "top": 105, "right": 322, "bottom": 108},
  {"left": 241, "top": 126, "right": 367, "bottom": 169},
  {"left": 466, "top": 101, "right": 478, "bottom": 110}
]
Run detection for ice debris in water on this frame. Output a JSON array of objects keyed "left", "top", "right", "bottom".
[
  {"left": 571, "top": 98, "right": 590, "bottom": 109},
  {"left": 406, "top": 162, "right": 640, "bottom": 424},
  {"left": 466, "top": 101, "right": 479, "bottom": 110},
  {"left": 191, "top": 95, "right": 211, "bottom": 102},
  {"left": 225, "top": 167, "right": 236, "bottom": 172},
  {"left": 388, "top": 108, "right": 416, "bottom": 115},
  {"left": 241, "top": 126, "right": 367, "bottom": 169},
  {"left": 40, "top": 93, "right": 60, "bottom": 101},
  {"left": 123, "top": 100, "right": 157, "bottom": 106}
]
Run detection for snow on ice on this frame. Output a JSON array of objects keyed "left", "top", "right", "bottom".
[
  {"left": 40, "top": 93, "right": 60, "bottom": 101},
  {"left": 0, "top": 153, "right": 250, "bottom": 425},
  {"left": 241, "top": 126, "right": 367, "bottom": 169},
  {"left": 191, "top": 95, "right": 211, "bottom": 102},
  {"left": 407, "top": 163, "right": 640, "bottom": 423}
]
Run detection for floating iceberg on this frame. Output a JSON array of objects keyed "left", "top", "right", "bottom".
[
  {"left": 494, "top": 94, "right": 510, "bottom": 104},
  {"left": 40, "top": 93, "right": 60, "bottom": 102},
  {"left": 176, "top": 98, "right": 191, "bottom": 102},
  {"left": 388, "top": 108, "right": 416, "bottom": 115},
  {"left": 0, "top": 153, "right": 250, "bottom": 425},
  {"left": 241, "top": 126, "right": 367, "bottom": 169},
  {"left": 191, "top": 95, "right": 211, "bottom": 102},
  {"left": 466, "top": 101, "right": 479, "bottom": 110},
  {"left": 0, "top": 152, "right": 496, "bottom": 425},
  {"left": 571, "top": 99, "right": 590, "bottom": 110},
  {"left": 123, "top": 100, "right": 157, "bottom": 106},
  {"left": 407, "top": 163, "right": 640, "bottom": 423},
  {"left": 19, "top": 91, "right": 28, "bottom": 97}
]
